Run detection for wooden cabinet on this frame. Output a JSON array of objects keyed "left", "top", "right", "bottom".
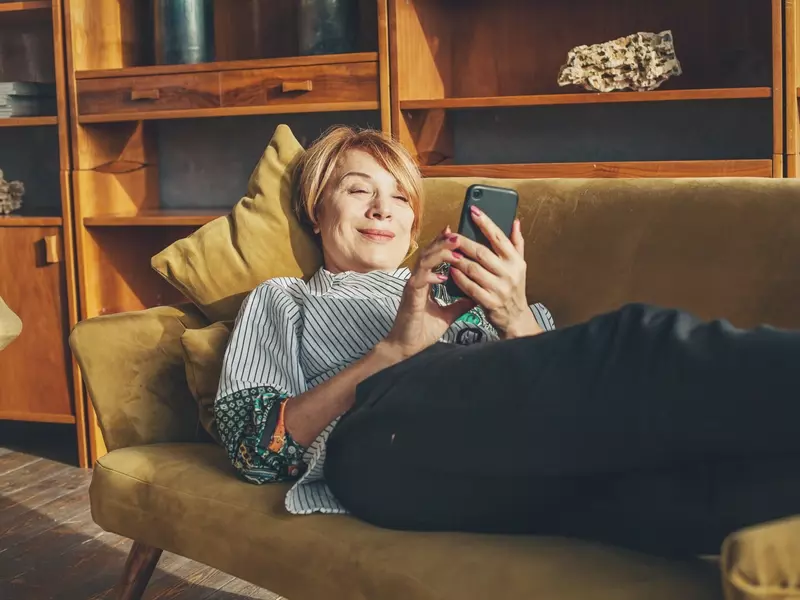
[
  {"left": 0, "top": 226, "right": 73, "bottom": 424},
  {"left": 219, "top": 61, "right": 379, "bottom": 109},
  {"left": 0, "top": 0, "right": 86, "bottom": 466},
  {"left": 76, "top": 72, "right": 222, "bottom": 117}
]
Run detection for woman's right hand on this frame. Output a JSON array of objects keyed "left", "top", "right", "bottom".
[{"left": 380, "top": 228, "right": 476, "bottom": 360}]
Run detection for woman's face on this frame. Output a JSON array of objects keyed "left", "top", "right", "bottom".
[{"left": 315, "top": 149, "right": 415, "bottom": 274}]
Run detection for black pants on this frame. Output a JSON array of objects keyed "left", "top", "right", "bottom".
[{"left": 324, "top": 303, "right": 800, "bottom": 558}]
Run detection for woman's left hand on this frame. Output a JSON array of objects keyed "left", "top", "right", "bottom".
[{"left": 449, "top": 205, "right": 543, "bottom": 339}]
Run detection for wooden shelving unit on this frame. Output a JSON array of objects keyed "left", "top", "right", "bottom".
[
  {"left": 0, "top": 0, "right": 86, "bottom": 466},
  {"left": 390, "top": 0, "right": 784, "bottom": 178},
  {"left": 786, "top": 0, "right": 800, "bottom": 176},
  {"left": 0, "top": 116, "right": 58, "bottom": 127},
  {"left": 63, "top": 0, "right": 390, "bottom": 462},
  {"left": 401, "top": 88, "right": 773, "bottom": 111},
  {"left": 84, "top": 209, "right": 228, "bottom": 227}
]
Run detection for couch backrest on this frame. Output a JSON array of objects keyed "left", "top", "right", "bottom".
[{"left": 420, "top": 177, "right": 800, "bottom": 329}]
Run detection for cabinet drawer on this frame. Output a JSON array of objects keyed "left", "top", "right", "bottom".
[
  {"left": 77, "top": 72, "right": 221, "bottom": 117},
  {"left": 220, "top": 62, "right": 378, "bottom": 109}
]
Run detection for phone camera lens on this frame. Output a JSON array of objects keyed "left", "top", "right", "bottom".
[{"left": 473, "top": 189, "right": 483, "bottom": 199}]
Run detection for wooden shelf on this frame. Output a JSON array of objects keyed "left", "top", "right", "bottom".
[
  {"left": 0, "top": 214, "right": 62, "bottom": 226},
  {"left": 401, "top": 88, "right": 773, "bottom": 111},
  {"left": 0, "top": 116, "right": 58, "bottom": 127},
  {"left": 420, "top": 160, "right": 774, "bottom": 179},
  {"left": 75, "top": 52, "right": 379, "bottom": 80},
  {"left": 78, "top": 101, "right": 379, "bottom": 124},
  {"left": 0, "top": 410, "right": 75, "bottom": 424},
  {"left": 0, "top": 1, "right": 50, "bottom": 14},
  {"left": 83, "top": 209, "right": 229, "bottom": 227}
]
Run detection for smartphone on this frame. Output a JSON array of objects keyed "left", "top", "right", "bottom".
[{"left": 444, "top": 184, "right": 519, "bottom": 298}]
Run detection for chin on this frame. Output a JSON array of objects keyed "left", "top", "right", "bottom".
[{"left": 355, "top": 251, "right": 404, "bottom": 272}]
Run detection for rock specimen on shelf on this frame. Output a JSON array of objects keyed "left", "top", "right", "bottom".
[
  {"left": 0, "top": 170, "right": 24, "bottom": 215},
  {"left": 558, "top": 30, "right": 682, "bottom": 92}
]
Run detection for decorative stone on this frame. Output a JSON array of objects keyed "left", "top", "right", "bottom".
[
  {"left": 558, "top": 30, "right": 682, "bottom": 93},
  {"left": 0, "top": 169, "right": 24, "bottom": 215}
]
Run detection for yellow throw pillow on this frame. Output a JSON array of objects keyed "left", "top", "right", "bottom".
[
  {"left": 151, "top": 124, "right": 323, "bottom": 323},
  {"left": 180, "top": 321, "right": 232, "bottom": 445}
]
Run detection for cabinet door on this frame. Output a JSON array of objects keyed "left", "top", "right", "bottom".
[{"left": 0, "top": 227, "right": 73, "bottom": 423}]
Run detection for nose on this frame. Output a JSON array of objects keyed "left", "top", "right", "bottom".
[{"left": 367, "top": 191, "right": 392, "bottom": 221}]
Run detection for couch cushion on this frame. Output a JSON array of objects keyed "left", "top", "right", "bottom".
[
  {"left": 150, "top": 124, "right": 323, "bottom": 324},
  {"left": 91, "top": 443, "right": 722, "bottom": 600},
  {"left": 180, "top": 321, "right": 232, "bottom": 445},
  {"left": 721, "top": 515, "right": 800, "bottom": 600}
]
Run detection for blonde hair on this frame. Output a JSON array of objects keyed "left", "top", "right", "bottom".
[{"left": 293, "top": 125, "right": 424, "bottom": 244}]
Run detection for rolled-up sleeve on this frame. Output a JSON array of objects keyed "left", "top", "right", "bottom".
[
  {"left": 530, "top": 302, "right": 556, "bottom": 332},
  {"left": 214, "top": 282, "right": 308, "bottom": 484}
]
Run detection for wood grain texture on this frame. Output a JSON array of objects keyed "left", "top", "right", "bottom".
[
  {"left": 77, "top": 225, "right": 192, "bottom": 319},
  {"left": 394, "top": 0, "right": 773, "bottom": 101},
  {"left": 84, "top": 209, "right": 227, "bottom": 227},
  {"left": 63, "top": 0, "right": 149, "bottom": 71},
  {"left": 772, "top": 0, "right": 784, "bottom": 160},
  {"left": 0, "top": 216, "right": 62, "bottom": 226},
  {"left": 400, "top": 88, "right": 772, "bottom": 110},
  {"left": 74, "top": 53, "right": 379, "bottom": 79},
  {"left": 787, "top": 0, "right": 799, "bottom": 161},
  {"left": 0, "top": 227, "right": 73, "bottom": 421},
  {"left": 77, "top": 101, "right": 380, "bottom": 124},
  {"left": 0, "top": 411, "right": 75, "bottom": 424},
  {"left": 377, "top": 0, "right": 391, "bottom": 132},
  {"left": 220, "top": 62, "right": 378, "bottom": 108},
  {"left": 0, "top": 1, "right": 51, "bottom": 13},
  {"left": 420, "top": 160, "right": 774, "bottom": 179},
  {"left": 77, "top": 72, "right": 222, "bottom": 117},
  {"left": 214, "top": 0, "right": 298, "bottom": 62},
  {"left": 0, "top": 450, "right": 284, "bottom": 599},
  {"left": 116, "top": 543, "right": 163, "bottom": 600},
  {"left": 0, "top": 117, "right": 58, "bottom": 127}
]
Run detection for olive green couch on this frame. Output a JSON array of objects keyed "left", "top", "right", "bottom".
[{"left": 68, "top": 127, "right": 800, "bottom": 600}]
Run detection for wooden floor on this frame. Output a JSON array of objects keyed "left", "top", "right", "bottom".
[{"left": 0, "top": 422, "right": 283, "bottom": 600}]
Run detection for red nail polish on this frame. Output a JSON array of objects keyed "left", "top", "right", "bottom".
[
  {"left": 470, "top": 205, "right": 482, "bottom": 216},
  {"left": 447, "top": 235, "right": 458, "bottom": 243},
  {"left": 452, "top": 251, "right": 464, "bottom": 260}
]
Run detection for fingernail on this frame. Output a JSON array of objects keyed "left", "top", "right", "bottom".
[
  {"left": 451, "top": 251, "right": 463, "bottom": 260},
  {"left": 447, "top": 235, "right": 458, "bottom": 243},
  {"left": 470, "top": 205, "right": 482, "bottom": 217},
  {"left": 445, "top": 225, "right": 452, "bottom": 234},
  {"left": 437, "top": 273, "right": 448, "bottom": 281}
]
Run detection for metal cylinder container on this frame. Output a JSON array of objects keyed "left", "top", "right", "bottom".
[
  {"left": 154, "top": 0, "right": 215, "bottom": 65},
  {"left": 298, "top": 0, "right": 360, "bottom": 56}
]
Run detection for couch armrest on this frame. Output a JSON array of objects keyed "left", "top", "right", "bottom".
[
  {"left": 721, "top": 515, "right": 800, "bottom": 600},
  {"left": 69, "top": 303, "right": 211, "bottom": 451}
]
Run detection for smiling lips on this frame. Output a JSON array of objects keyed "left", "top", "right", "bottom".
[{"left": 358, "top": 229, "right": 396, "bottom": 242}]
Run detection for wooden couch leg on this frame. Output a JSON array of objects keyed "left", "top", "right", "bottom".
[{"left": 116, "top": 541, "right": 163, "bottom": 600}]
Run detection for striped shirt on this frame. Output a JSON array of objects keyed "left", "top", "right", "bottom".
[{"left": 215, "top": 267, "right": 555, "bottom": 515}]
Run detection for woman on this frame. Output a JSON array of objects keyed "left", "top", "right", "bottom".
[{"left": 215, "top": 125, "right": 800, "bottom": 558}]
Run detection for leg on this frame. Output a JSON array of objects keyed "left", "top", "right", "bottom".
[
  {"left": 116, "top": 542, "right": 162, "bottom": 600},
  {"left": 556, "top": 454, "right": 800, "bottom": 557},
  {"left": 325, "top": 304, "right": 800, "bottom": 546}
]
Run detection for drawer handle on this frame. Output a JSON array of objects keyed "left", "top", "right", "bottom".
[
  {"left": 281, "top": 80, "right": 313, "bottom": 93},
  {"left": 130, "top": 89, "right": 161, "bottom": 101},
  {"left": 44, "top": 235, "right": 61, "bottom": 264}
]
